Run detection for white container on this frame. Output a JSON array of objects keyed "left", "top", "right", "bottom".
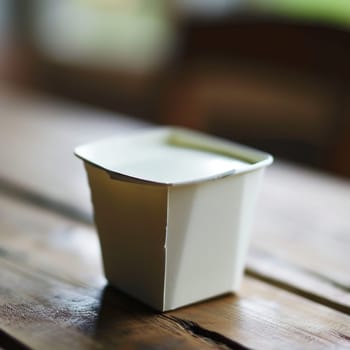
[{"left": 75, "top": 127, "right": 273, "bottom": 311}]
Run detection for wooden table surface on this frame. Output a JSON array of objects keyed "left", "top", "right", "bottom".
[{"left": 0, "top": 86, "right": 349, "bottom": 349}]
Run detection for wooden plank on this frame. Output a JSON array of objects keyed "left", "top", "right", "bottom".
[
  {"left": 171, "top": 278, "right": 350, "bottom": 350},
  {"left": 0, "top": 87, "right": 349, "bottom": 313},
  {"left": 0, "top": 194, "right": 217, "bottom": 350},
  {"left": 0, "top": 86, "right": 147, "bottom": 216},
  {"left": 248, "top": 162, "right": 350, "bottom": 313},
  {"left": 0, "top": 194, "right": 349, "bottom": 350}
]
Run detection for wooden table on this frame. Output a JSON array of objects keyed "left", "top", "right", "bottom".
[{"left": 0, "top": 87, "right": 349, "bottom": 349}]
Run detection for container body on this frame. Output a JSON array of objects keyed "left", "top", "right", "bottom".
[{"left": 85, "top": 162, "right": 265, "bottom": 311}]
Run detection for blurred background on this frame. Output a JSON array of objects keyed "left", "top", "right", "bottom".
[{"left": 1, "top": 0, "right": 350, "bottom": 177}]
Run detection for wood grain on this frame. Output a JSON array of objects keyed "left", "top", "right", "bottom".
[
  {"left": 171, "top": 278, "right": 350, "bottom": 350},
  {"left": 0, "top": 86, "right": 147, "bottom": 216},
  {"left": 248, "top": 162, "right": 350, "bottom": 313},
  {"left": 0, "top": 194, "right": 349, "bottom": 350},
  {"left": 0, "top": 194, "right": 218, "bottom": 350},
  {"left": 1, "top": 86, "right": 350, "bottom": 349}
]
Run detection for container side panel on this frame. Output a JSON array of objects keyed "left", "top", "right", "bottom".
[
  {"left": 164, "top": 170, "right": 264, "bottom": 310},
  {"left": 85, "top": 163, "right": 167, "bottom": 310}
]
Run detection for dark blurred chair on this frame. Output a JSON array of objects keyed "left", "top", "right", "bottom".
[{"left": 160, "top": 17, "right": 350, "bottom": 177}]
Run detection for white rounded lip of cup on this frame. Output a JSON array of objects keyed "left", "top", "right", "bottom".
[{"left": 74, "top": 127, "right": 273, "bottom": 185}]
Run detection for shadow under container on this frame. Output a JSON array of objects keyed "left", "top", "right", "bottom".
[{"left": 75, "top": 127, "right": 273, "bottom": 311}]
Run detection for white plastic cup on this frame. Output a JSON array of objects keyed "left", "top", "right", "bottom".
[{"left": 75, "top": 127, "right": 273, "bottom": 311}]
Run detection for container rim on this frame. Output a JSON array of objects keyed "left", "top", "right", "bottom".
[{"left": 74, "top": 127, "right": 273, "bottom": 186}]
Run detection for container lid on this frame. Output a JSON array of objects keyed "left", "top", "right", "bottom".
[{"left": 74, "top": 127, "right": 273, "bottom": 185}]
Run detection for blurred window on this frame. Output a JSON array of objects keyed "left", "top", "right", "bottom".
[{"left": 32, "top": 0, "right": 175, "bottom": 72}]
